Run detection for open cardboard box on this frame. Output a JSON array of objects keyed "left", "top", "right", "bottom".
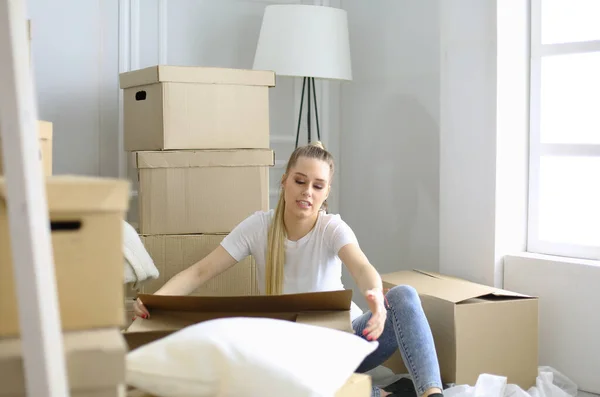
[
  {"left": 124, "top": 290, "right": 355, "bottom": 348},
  {"left": 123, "top": 290, "right": 372, "bottom": 397},
  {"left": 382, "top": 270, "right": 538, "bottom": 389}
]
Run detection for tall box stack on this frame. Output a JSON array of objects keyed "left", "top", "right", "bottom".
[
  {"left": 0, "top": 176, "right": 131, "bottom": 396},
  {"left": 119, "top": 65, "right": 275, "bottom": 305}
]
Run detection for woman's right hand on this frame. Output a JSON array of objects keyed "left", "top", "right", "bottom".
[{"left": 132, "top": 297, "right": 150, "bottom": 319}]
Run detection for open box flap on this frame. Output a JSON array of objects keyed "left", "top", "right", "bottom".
[
  {"left": 382, "top": 270, "right": 536, "bottom": 304},
  {"left": 138, "top": 290, "right": 352, "bottom": 313},
  {"left": 124, "top": 291, "right": 354, "bottom": 348}
]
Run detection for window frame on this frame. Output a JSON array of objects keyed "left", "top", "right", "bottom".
[{"left": 527, "top": 0, "right": 600, "bottom": 260}]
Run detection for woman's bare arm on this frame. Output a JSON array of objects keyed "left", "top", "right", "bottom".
[{"left": 133, "top": 245, "right": 238, "bottom": 318}]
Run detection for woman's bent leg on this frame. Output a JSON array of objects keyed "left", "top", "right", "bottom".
[{"left": 352, "top": 285, "right": 443, "bottom": 396}]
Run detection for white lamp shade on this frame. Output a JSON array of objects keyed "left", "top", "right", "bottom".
[{"left": 253, "top": 5, "right": 352, "bottom": 81}]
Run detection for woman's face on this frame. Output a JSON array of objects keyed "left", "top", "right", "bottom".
[{"left": 282, "top": 156, "right": 331, "bottom": 220}]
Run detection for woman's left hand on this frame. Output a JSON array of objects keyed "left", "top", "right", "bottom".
[{"left": 362, "top": 288, "right": 387, "bottom": 341}]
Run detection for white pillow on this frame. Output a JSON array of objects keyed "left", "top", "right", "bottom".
[{"left": 126, "top": 317, "right": 378, "bottom": 397}]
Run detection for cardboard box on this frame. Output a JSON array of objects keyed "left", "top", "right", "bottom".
[
  {"left": 135, "top": 149, "right": 273, "bottom": 235},
  {"left": 0, "top": 120, "right": 53, "bottom": 176},
  {"left": 123, "top": 290, "right": 369, "bottom": 396},
  {"left": 126, "top": 373, "right": 371, "bottom": 397},
  {"left": 0, "top": 329, "right": 125, "bottom": 397},
  {"left": 0, "top": 176, "right": 130, "bottom": 337},
  {"left": 123, "top": 290, "right": 354, "bottom": 350},
  {"left": 119, "top": 65, "right": 275, "bottom": 151},
  {"left": 335, "top": 373, "right": 372, "bottom": 397},
  {"left": 139, "top": 234, "right": 258, "bottom": 296},
  {"left": 124, "top": 297, "right": 136, "bottom": 330},
  {"left": 381, "top": 270, "right": 539, "bottom": 389}
]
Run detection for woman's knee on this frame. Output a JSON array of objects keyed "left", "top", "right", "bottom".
[{"left": 386, "top": 285, "right": 420, "bottom": 307}]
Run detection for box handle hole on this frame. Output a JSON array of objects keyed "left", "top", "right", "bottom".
[
  {"left": 50, "top": 221, "right": 82, "bottom": 232},
  {"left": 135, "top": 91, "right": 147, "bottom": 101}
]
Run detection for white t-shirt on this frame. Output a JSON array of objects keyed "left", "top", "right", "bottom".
[{"left": 220, "top": 209, "right": 364, "bottom": 320}]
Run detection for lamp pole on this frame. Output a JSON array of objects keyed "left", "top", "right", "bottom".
[{"left": 294, "top": 76, "right": 321, "bottom": 149}]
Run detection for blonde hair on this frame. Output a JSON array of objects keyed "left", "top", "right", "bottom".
[{"left": 265, "top": 141, "right": 335, "bottom": 295}]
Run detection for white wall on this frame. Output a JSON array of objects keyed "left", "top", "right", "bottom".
[
  {"left": 28, "top": 0, "right": 340, "bottom": 224},
  {"left": 438, "top": 0, "right": 499, "bottom": 287},
  {"left": 505, "top": 254, "right": 600, "bottom": 394},
  {"left": 439, "top": 0, "right": 599, "bottom": 393},
  {"left": 439, "top": 0, "right": 529, "bottom": 289},
  {"left": 29, "top": 0, "right": 120, "bottom": 178},
  {"left": 339, "top": 0, "right": 440, "bottom": 308}
]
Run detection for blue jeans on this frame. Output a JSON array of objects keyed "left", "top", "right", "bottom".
[{"left": 352, "top": 285, "right": 442, "bottom": 397}]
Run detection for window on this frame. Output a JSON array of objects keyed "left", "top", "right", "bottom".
[{"left": 528, "top": 0, "right": 600, "bottom": 260}]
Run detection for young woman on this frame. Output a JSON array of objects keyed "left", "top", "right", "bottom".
[{"left": 133, "top": 141, "right": 443, "bottom": 397}]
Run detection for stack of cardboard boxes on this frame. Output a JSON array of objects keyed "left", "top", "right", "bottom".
[
  {"left": 0, "top": 21, "right": 131, "bottom": 397},
  {"left": 119, "top": 65, "right": 276, "bottom": 315},
  {"left": 0, "top": 177, "right": 131, "bottom": 396}
]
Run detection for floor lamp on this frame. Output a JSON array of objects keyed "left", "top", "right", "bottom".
[{"left": 253, "top": 4, "right": 353, "bottom": 148}]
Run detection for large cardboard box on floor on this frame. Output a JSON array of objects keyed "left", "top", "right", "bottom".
[
  {"left": 135, "top": 149, "right": 273, "bottom": 235},
  {"left": 0, "top": 120, "right": 52, "bottom": 176},
  {"left": 0, "top": 176, "right": 130, "bottom": 337},
  {"left": 0, "top": 329, "right": 126, "bottom": 397},
  {"left": 139, "top": 233, "right": 258, "bottom": 296},
  {"left": 124, "top": 290, "right": 370, "bottom": 397},
  {"left": 381, "top": 270, "right": 539, "bottom": 389},
  {"left": 119, "top": 65, "right": 275, "bottom": 151}
]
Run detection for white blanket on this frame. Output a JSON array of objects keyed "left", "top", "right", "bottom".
[{"left": 123, "top": 221, "right": 159, "bottom": 288}]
